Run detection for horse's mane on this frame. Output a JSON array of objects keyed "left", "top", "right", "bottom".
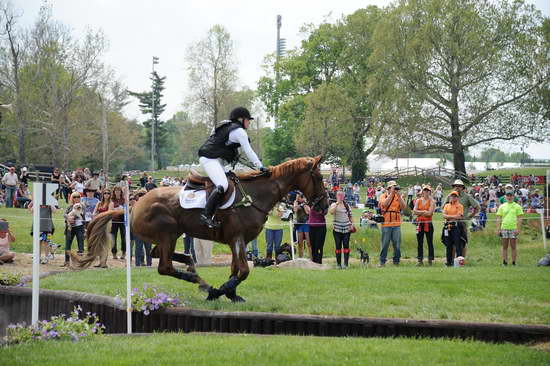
[{"left": 237, "top": 157, "right": 313, "bottom": 181}]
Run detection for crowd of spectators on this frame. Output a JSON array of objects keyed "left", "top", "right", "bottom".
[{"left": 0, "top": 164, "right": 546, "bottom": 268}]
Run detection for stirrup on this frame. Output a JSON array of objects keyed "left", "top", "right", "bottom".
[{"left": 201, "top": 214, "right": 220, "bottom": 228}]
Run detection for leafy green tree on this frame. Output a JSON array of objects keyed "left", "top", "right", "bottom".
[
  {"left": 370, "top": 0, "right": 550, "bottom": 175},
  {"left": 128, "top": 71, "right": 167, "bottom": 169}
]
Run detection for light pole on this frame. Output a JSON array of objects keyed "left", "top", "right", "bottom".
[
  {"left": 151, "top": 56, "right": 159, "bottom": 171},
  {"left": 275, "top": 15, "right": 285, "bottom": 127}
]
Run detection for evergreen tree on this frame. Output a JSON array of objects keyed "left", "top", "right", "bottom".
[{"left": 129, "top": 71, "right": 167, "bottom": 169}]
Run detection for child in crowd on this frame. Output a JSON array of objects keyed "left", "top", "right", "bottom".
[
  {"left": 496, "top": 191, "right": 523, "bottom": 266},
  {"left": 0, "top": 219, "right": 15, "bottom": 264}
]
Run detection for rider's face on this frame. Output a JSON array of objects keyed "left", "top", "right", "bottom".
[{"left": 243, "top": 118, "right": 250, "bottom": 129}]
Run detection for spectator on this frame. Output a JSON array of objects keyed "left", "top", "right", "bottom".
[
  {"left": 145, "top": 176, "right": 157, "bottom": 191},
  {"left": 2, "top": 166, "right": 18, "bottom": 208},
  {"left": 360, "top": 210, "right": 379, "bottom": 229},
  {"left": 98, "top": 170, "right": 108, "bottom": 191},
  {"left": 308, "top": 203, "right": 327, "bottom": 264},
  {"left": 442, "top": 191, "right": 464, "bottom": 266},
  {"left": 265, "top": 203, "right": 285, "bottom": 260},
  {"left": 15, "top": 183, "right": 31, "bottom": 208},
  {"left": 51, "top": 168, "right": 62, "bottom": 199},
  {"left": 447, "top": 179, "right": 480, "bottom": 259},
  {"left": 63, "top": 192, "right": 85, "bottom": 266},
  {"left": 413, "top": 185, "right": 435, "bottom": 266},
  {"left": 109, "top": 186, "right": 126, "bottom": 260},
  {"left": 434, "top": 184, "right": 443, "bottom": 212},
  {"left": 139, "top": 172, "right": 148, "bottom": 188},
  {"left": 70, "top": 176, "right": 85, "bottom": 195},
  {"left": 352, "top": 183, "right": 361, "bottom": 206},
  {"left": 329, "top": 190, "right": 352, "bottom": 269},
  {"left": 81, "top": 189, "right": 99, "bottom": 229},
  {"left": 378, "top": 181, "right": 406, "bottom": 267},
  {"left": 407, "top": 186, "right": 414, "bottom": 207},
  {"left": 28, "top": 195, "right": 58, "bottom": 264},
  {"left": 496, "top": 191, "right": 523, "bottom": 266},
  {"left": 183, "top": 234, "right": 196, "bottom": 264},
  {"left": 93, "top": 189, "right": 111, "bottom": 216},
  {"left": 499, "top": 184, "right": 519, "bottom": 205},
  {"left": 293, "top": 193, "right": 311, "bottom": 258},
  {"left": 60, "top": 171, "right": 72, "bottom": 203},
  {"left": 0, "top": 220, "right": 15, "bottom": 264},
  {"left": 85, "top": 172, "right": 101, "bottom": 197},
  {"left": 19, "top": 167, "right": 29, "bottom": 186},
  {"left": 247, "top": 238, "right": 259, "bottom": 258},
  {"left": 133, "top": 191, "right": 152, "bottom": 267}
]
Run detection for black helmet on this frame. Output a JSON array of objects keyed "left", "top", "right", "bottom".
[{"left": 229, "top": 107, "right": 254, "bottom": 122}]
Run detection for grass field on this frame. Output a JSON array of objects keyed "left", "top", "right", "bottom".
[
  {"left": 1, "top": 333, "right": 548, "bottom": 365},
  {"left": 475, "top": 167, "right": 548, "bottom": 177},
  {"left": 39, "top": 256, "right": 550, "bottom": 325}
]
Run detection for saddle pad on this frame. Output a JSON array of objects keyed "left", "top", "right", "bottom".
[{"left": 179, "top": 185, "right": 236, "bottom": 210}]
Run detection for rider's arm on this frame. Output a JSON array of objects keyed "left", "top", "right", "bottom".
[{"left": 228, "top": 128, "right": 262, "bottom": 168}]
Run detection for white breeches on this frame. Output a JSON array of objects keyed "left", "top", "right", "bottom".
[{"left": 199, "top": 157, "right": 229, "bottom": 191}]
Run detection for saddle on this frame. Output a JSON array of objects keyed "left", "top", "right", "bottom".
[{"left": 185, "top": 169, "right": 235, "bottom": 202}]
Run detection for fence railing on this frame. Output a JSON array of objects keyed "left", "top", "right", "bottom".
[{"left": 2, "top": 286, "right": 549, "bottom": 343}]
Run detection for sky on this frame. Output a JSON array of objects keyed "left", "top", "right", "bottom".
[{"left": 15, "top": 0, "right": 550, "bottom": 159}]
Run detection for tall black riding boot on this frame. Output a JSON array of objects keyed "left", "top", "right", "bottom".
[{"left": 200, "top": 186, "right": 225, "bottom": 228}]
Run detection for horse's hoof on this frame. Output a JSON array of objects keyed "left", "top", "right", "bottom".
[
  {"left": 229, "top": 295, "right": 246, "bottom": 303},
  {"left": 206, "top": 287, "right": 222, "bottom": 301}
]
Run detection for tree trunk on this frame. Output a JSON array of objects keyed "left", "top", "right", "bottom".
[
  {"left": 61, "top": 113, "right": 69, "bottom": 170},
  {"left": 351, "top": 133, "right": 366, "bottom": 183},
  {"left": 452, "top": 150, "right": 467, "bottom": 178},
  {"left": 100, "top": 97, "right": 109, "bottom": 174}
]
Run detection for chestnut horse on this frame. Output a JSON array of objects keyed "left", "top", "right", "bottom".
[{"left": 75, "top": 156, "right": 328, "bottom": 302}]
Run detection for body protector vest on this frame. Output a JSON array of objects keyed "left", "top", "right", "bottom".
[{"left": 198, "top": 121, "right": 243, "bottom": 164}]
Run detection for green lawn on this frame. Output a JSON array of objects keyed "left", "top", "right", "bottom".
[
  {"left": 1, "top": 333, "right": 548, "bottom": 365},
  {"left": 40, "top": 257, "right": 550, "bottom": 325},
  {"left": 475, "top": 167, "right": 548, "bottom": 177}
]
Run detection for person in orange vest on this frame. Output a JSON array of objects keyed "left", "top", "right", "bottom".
[
  {"left": 442, "top": 191, "right": 465, "bottom": 266},
  {"left": 413, "top": 185, "right": 435, "bottom": 266},
  {"left": 378, "top": 180, "right": 407, "bottom": 267}
]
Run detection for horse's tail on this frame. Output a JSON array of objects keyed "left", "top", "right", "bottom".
[{"left": 71, "top": 210, "right": 123, "bottom": 269}]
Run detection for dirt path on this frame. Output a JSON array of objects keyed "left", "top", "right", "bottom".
[{"left": 0, "top": 252, "right": 233, "bottom": 277}]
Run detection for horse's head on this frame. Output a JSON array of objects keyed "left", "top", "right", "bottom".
[{"left": 296, "top": 156, "right": 329, "bottom": 212}]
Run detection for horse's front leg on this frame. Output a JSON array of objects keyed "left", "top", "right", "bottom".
[{"left": 207, "top": 237, "right": 248, "bottom": 302}]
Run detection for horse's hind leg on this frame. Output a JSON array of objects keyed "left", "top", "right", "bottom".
[
  {"left": 153, "top": 244, "right": 196, "bottom": 273},
  {"left": 157, "top": 237, "right": 210, "bottom": 292}
]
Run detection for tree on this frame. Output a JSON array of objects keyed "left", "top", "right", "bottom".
[
  {"left": 258, "top": 7, "right": 387, "bottom": 181},
  {"left": 370, "top": 0, "right": 550, "bottom": 175},
  {"left": 128, "top": 71, "right": 167, "bottom": 169},
  {"left": 185, "top": 24, "right": 237, "bottom": 129}
]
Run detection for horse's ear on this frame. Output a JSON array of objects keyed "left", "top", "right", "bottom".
[{"left": 313, "top": 155, "right": 323, "bottom": 168}]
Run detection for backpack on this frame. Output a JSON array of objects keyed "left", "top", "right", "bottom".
[{"left": 537, "top": 254, "right": 550, "bottom": 266}]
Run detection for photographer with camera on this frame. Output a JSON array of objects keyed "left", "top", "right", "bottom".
[
  {"left": 378, "top": 181, "right": 406, "bottom": 267},
  {"left": 293, "top": 193, "right": 311, "bottom": 258}
]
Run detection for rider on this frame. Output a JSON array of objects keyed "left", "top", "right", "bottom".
[{"left": 198, "top": 106, "right": 268, "bottom": 228}]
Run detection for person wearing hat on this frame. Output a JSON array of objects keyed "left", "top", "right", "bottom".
[
  {"left": 498, "top": 184, "right": 520, "bottom": 205},
  {"left": 197, "top": 106, "right": 268, "bottom": 228},
  {"left": 84, "top": 172, "right": 101, "bottom": 197},
  {"left": 413, "top": 185, "right": 435, "bottom": 266},
  {"left": 496, "top": 191, "right": 523, "bottom": 266},
  {"left": 446, "top": 179, "right": 480, "bottom": 257},
  {"left": 378, "top": 180, "right": 406, "bottom": 266},
  {"left": 2, "top": 166, "right": 19, "bottom": 208},
  {"left": 63, "top": 191, "right": 85, "bottom": 266},
  {"left": 442, "top": 191, "right": 465, "bottom": 266}
]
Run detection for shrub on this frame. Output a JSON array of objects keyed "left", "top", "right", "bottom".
[
  {"left": 5, "top": 306, "right": 105, "bottom": 345},
  {"left": 131, "top": 283, "right": 182, "bottom": 315},
  {"left": 0, "top": 272, "right": 23, "bottom": 286}
]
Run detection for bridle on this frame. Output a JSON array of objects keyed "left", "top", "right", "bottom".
[{"left": 308, "top": 168, "right": 328, "bottom": 211}]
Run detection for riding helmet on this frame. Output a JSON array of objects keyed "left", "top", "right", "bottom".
[{"left": 229, "top": 107, "right": 254, "bottom": 122}]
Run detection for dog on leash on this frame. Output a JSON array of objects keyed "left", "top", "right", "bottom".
[{"left": 357, "top": 247, "right": 370, "bottom": 265}]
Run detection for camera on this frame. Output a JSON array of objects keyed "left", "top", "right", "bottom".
[
  {"left": 372, "top": 214, "right": 385, "bottom": 223},
  {"left": 394, "top": 186, "right": 400, "bottom": 191}
]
